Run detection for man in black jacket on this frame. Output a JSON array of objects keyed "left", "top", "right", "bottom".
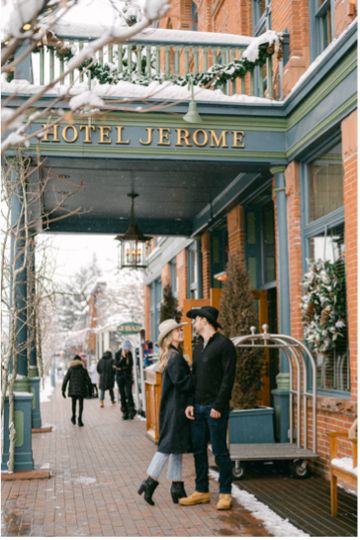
[{"left": 179, "top": 306, "right": 236, "bottom": 511}]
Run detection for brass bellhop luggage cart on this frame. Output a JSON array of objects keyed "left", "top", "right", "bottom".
[{"left": 230, "top": 325, "right": 318, "bottom": 479}]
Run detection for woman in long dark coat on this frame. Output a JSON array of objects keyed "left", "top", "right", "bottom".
[
  {"left": 138, "top": 319, "right": 192, "bottom": 506},
  {"left": 62, "top": 355, "right": 92, "bottom": 426},
  {"left": 97, "top": 350, "right": 115, "bottom": 407}
]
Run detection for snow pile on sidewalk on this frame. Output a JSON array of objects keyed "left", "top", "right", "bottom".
[
  {"left": 209, "top": 469, "right": 309, "bottom": 537},
  {"left": 331, "top": 457, "right": 357, "bottom": 475}
]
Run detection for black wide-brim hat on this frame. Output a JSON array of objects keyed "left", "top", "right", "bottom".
[{"left": 186, "top": 305, "right": 222, "bottom": 329}]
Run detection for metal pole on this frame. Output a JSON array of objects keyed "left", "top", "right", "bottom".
[{"left": 138, "top": 333, "right": 146, "bottom": 414}]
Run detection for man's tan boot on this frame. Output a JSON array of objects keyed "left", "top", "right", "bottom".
[
  {"left": 216, "top": 494, "right": 232, "bottom": 510},
  {"left": 179, "top": 491, "right": 210, "bottom": 506},
  {"left": 100, "top": 400, "right": 104, "bottom": 408}
]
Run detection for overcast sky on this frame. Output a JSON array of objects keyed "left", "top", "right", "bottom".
[{"left": 38, "top": 233, "right": 120, "bottom": 281}]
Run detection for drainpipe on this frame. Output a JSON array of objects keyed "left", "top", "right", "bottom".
[{"left": 270, "top": 166, "right": 291, "bottom": 443}]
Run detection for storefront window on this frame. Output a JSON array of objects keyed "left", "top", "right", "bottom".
[
  {"left": 303, "top": 138, "right": 349, "bottom": 393},
  {"left": 245, "top": 198, "right": 275, "bottom": 289},
  {"left": 187, "top": 241, "right": 202, "bottom": 298},
  {"left": 210, "top": 223, "right": 228, "bottom": 288},
  {"left": 308, "top": 225, "right": 349, "bottom": 392},
  {"left": 308, "top": 143, "right": 343, "bottom": 221},
  {"left": 170, "top": 257, "right": 177, "bottom": 296},
  {"left": 262, "top": 201, "right": 276, "bottom": 283}
]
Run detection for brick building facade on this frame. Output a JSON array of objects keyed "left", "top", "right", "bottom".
[{"left": 144, "top": 1, "right": 357, "bottom": 476}]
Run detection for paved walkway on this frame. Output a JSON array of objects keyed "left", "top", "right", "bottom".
[{"left": 2, "top": 385, "right": 272, "bottom": 537}]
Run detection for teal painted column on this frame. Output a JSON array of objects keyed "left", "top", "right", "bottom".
[
  {"left": 1, "top": 162, "right": 34, "bottom": 471},
  {"left": 270, "top": 166, "right": 290, "bottom": 443},
  {"left": 14, "top": 42, "right": 33, "bottom": 82},
  {"left": 28, "top": 235, "right": 42, "bottom": 429}
]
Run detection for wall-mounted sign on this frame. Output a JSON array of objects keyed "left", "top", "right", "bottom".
[
  {"left": 40, "top": 123, "right": 245, "bottom": 149},
  {"left": 118, "top": 322, "right": 143, "bottom": 334}
]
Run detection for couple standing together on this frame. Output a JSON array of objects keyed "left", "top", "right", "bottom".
[{"left": 138, "top": 306, "right": 236, "bottom": 511}]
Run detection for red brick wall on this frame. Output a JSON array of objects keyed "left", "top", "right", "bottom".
[
  {"left": 285, "top": 162, "right": 303, "bottom": 340},
  {"left": 342, "top": 110, "right": 357, "bottom": 401},
  {"left": 226, "top": 204, "right": 245, "bottom": 266},
  {"left": 271, "top": 0, "right": 311, "bottom": 96},
  {"left": 213, "top": 0, "right": 241, "bottom": 34},
  {"left": 334, "top": 0, "right": 358, "bottom": 36},
  {"left": 176, "top": 250, "right": 187, "bottom": 309},
  {"left": 161, "top": 263, "right": 171, "bottom": 286}
]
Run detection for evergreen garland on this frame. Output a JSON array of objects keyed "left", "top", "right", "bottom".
[
  {"left": 34, "top": 33, "right": 282, "bottom": 90},
  {"left": 219, "top": 254, "right": 263, "bottom": 409},
  {"left": 301, "top": 259, "right": 347, "bottom": 354}
]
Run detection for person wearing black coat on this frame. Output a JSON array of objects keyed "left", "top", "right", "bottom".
[
  {"left": 114, "top": 340, "right": 136, "bottom": 420},
  {"left": 62, "top": 355, "right": 92, "bottom": 427},
  {"left": 138, "top": 319, "right": 192, "bottom": 506},
  {"left": 97, "top": 350, "right": 116, "bottom": 407}
]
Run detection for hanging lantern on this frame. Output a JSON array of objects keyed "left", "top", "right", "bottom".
[{"left": 115, "top": 191, "right": 152, "bottom": 269}]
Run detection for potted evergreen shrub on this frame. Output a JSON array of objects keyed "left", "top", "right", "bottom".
[
  {"left": 160, "top": 284, "right": 181, "bottom": 323},
  {"left": 219, "top": 254, "right": 275, "bottom": 448}
]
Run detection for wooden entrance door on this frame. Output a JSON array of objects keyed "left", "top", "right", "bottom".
[
  {"left": 252, "top": 289, "right": 271, "bottom": 406},
  {"left": 182, "top": 298, "right": 209, "bottom": 361}
]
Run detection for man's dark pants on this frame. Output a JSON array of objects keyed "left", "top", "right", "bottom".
[{"left": 191, "top": 403, "right": 232, "bottom": 494}]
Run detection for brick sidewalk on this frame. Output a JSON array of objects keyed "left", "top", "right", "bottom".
[{"left": 2, "top": 386, "right": 272, "bottom": 537}]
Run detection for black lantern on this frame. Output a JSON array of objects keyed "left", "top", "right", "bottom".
[{"left": 115, "top": 191, "right": 152, "bottom": 268}]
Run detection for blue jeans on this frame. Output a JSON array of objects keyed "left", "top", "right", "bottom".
[
  {"left": 191, "top": 404, "right": 232, "bottom": 494},
  {"left": 146, "top": 452, "right": 182, "bottom": 481}
]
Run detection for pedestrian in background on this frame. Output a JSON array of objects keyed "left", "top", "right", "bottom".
[
  {"left": 88, "top": 361, "right": 99, "bottom": 398},
  {"left": 138, "top": 319, "right": 192, "bottom": 506},
  {"left": 62, "top": 354, "right": 93, "bottom": 427},
  {"left": 179, "top": 306, "right": 236, "bottom": 511},
  {"left": 114, "top": 340, "right": 136, "bottom": 420},
  {"left": 97, "top": 350, "right": 116, "bottom": 407},
  {"left": 143, "top": 340, "right": 154, "bottom": 367}
]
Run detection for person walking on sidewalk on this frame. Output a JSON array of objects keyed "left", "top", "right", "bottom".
[
  {"left": 97, "top": 350, "right": 116, "bottom": 407},
  {"left": 179, "top": 306, "right": 236, "bottom": 511},
  {"left": 138, "top": 319, "right": 193, "bottom": 506},
  {"left": 114, "top": 340, "right": 136, "bottom": 420},
  {"left": 62, "top": 354, "right": 93, "bottom": 427}
]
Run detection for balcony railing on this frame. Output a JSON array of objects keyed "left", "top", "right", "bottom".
[{"left": 31, "top": 28, "right": 286, "bottom": 99}]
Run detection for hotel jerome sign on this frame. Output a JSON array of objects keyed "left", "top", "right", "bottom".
[{"left": 40, "top": 123, "right": 245, "bottom": 149}]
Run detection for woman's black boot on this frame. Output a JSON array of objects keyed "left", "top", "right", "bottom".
[
  {"left": 170, "top": 481, "right": 187, "bottom": 503},
  {"left": 137, "top": 476, "right": 159, "bottom": 506}
]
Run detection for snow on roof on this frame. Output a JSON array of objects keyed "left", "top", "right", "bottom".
[
  {"left": 1, "top": 78, "right": 280, "bottom": 106},
  {"left": 284, "top": 16, "right": 357, "bottom": 102},
  {"left": 53, "top": 0, "right": 253, "bottom": 45}
]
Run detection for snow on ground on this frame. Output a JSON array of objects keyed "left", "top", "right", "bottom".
[{"left": 209, "top": 469, "right": 309, "bottom": 537}]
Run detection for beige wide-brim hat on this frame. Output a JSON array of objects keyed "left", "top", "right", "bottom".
[{"left": 158, "top": 319, "right": 187, "bottom": 345}]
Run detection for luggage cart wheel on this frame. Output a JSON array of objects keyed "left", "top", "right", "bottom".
[
  {"left": 290, "top": 459, "right": 309, "bottom": 479},
  {"left": 232, "top": 460, "right": 246, "bottom": 479}
]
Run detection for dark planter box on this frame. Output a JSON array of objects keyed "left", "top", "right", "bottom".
[{"left": 229, "top": 407, "right": 275, "bottom": 444}]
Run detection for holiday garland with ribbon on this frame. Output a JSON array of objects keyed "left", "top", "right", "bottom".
[
  {"left": 301, "top": 259, "right": 347, "bottom": 354},
  {"left": 33, "top": 31, "right": 283, "bottom": 90}
]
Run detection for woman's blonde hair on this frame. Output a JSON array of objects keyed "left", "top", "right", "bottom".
[
  {"left": 158, "top": 333, "right": 173, "bottom": 371},
  {"left": 158, "top": 330, "right": 183, "bottom": 371}
]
